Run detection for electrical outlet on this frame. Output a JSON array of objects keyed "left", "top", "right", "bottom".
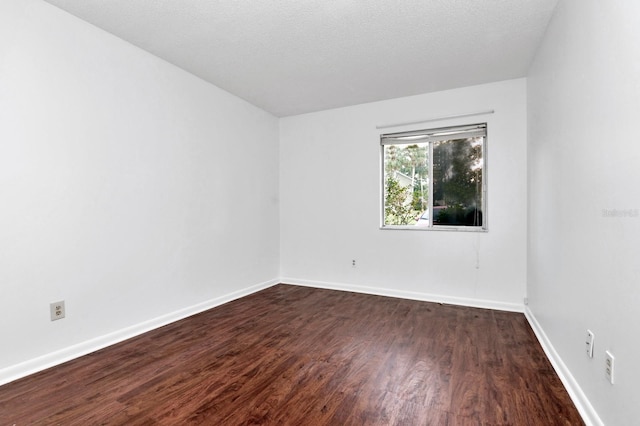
[
  {"left": 605, "top": 351, "right": 615, "bottom": 384},
  {"left": 585, "top": 330, "right": 594, "bottom": 358},
  {"left": 352, "top": 259, "right": 356, "bottom": 268},
  {"left": 50, "top": 301, "right": 65, "bottom": 321}
]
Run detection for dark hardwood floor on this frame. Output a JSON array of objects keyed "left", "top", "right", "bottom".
[{"left": 0, "top": 284, "right": 583, "bottom": 425}]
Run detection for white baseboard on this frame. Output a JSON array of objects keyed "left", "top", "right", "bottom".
[
  {"left": 0, "top": 278, "right": 279, "bottom": 387},
  {"left": 524, "top": 307, "right": 603, "bottom": 426},
  {"left": 280, "top": 277, "right": 524, "bottom": 312}
]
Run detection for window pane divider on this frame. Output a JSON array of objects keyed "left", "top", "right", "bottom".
[{"left": 428, "top": 141, "right": 434, "bottom": 229}]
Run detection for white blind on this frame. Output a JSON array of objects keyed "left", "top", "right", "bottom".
[{"left": 380, "top": 123, "right": 486, "bottom": 145}]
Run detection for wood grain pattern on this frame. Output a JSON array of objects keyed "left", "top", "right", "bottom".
[{"left": 0, "top": 284, "right": 583, "bottom": 425}]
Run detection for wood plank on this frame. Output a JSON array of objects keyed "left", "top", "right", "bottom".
[{"left": 0, "top": 284, "right": 584, "bottom": 425}]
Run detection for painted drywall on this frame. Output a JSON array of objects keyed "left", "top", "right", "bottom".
[
  {"left": 527, "top": 1, "right": 640, "bottom": 424},
  {"left": 0, "top": 0, "right": 279, "bottom": 379},
  {"left": 280, "top": 79, "right": 527, "bottom": 310}
]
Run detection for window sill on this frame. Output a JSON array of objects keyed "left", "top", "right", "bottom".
[{"left": 379, "top": 225, "right": 488, "bottom": 232}]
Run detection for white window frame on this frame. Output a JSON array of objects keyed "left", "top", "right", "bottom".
[{"left": 380, "top": 123, "right": 488, "bottom": 232}]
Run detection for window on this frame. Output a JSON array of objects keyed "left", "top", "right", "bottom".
[{"left": 381, "top": 123, "right": 486, "bottom": 230}]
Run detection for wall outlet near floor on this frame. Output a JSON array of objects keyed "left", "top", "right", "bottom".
[
  {"left": 605, "top": 350, "right": 615, "bottom": 384},
  {"left": 585, "top": 329, "right": 594, "bottom": 358},
  {"left": 352, "top": 259, "right": 356, "bottom": 268},
  {"left": 50, "top": 301, "right": 66, "bottom": 321}
]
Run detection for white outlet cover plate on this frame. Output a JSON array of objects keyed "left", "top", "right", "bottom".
[
  {"left": 605, "top": 350, "right": 615, "bottom": 384},
  {"left": 586, "top": 330, "right": 594, "bottom": 358},
  {"left": 50, "top": 301, "right": 65, "bottom": 321}
]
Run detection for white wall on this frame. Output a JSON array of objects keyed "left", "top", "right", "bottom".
[
  {"left": 527, "top": 1, "right": 640, "bottom": 424},
  {"left": 0, "top": 0, "right": 279, "bottom": 381},
  {"left": 280, "top": 79, "right": 527, "bottom": 310}
]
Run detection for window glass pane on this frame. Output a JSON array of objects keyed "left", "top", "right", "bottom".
[
  {"left": 432, "top": 137, "right": 483, "bottom": 227},
  {"left": 383, "top": 143, "right": 429, "bottom": 226},
  {"left": 381, "top": 123, "right": 485, "bottom": 230}
]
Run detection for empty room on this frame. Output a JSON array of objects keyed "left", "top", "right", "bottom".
[{"left": 1, "top": 0, "right": 638, "bottom": 424}]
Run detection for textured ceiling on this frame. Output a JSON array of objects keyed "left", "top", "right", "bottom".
[{"left": 43, "top": 0, "right": 559, "bottom": 117}]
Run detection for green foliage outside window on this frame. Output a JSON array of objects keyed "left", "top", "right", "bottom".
[{"left": 384, "top": 176, "right": 418, "bottom": 225}]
